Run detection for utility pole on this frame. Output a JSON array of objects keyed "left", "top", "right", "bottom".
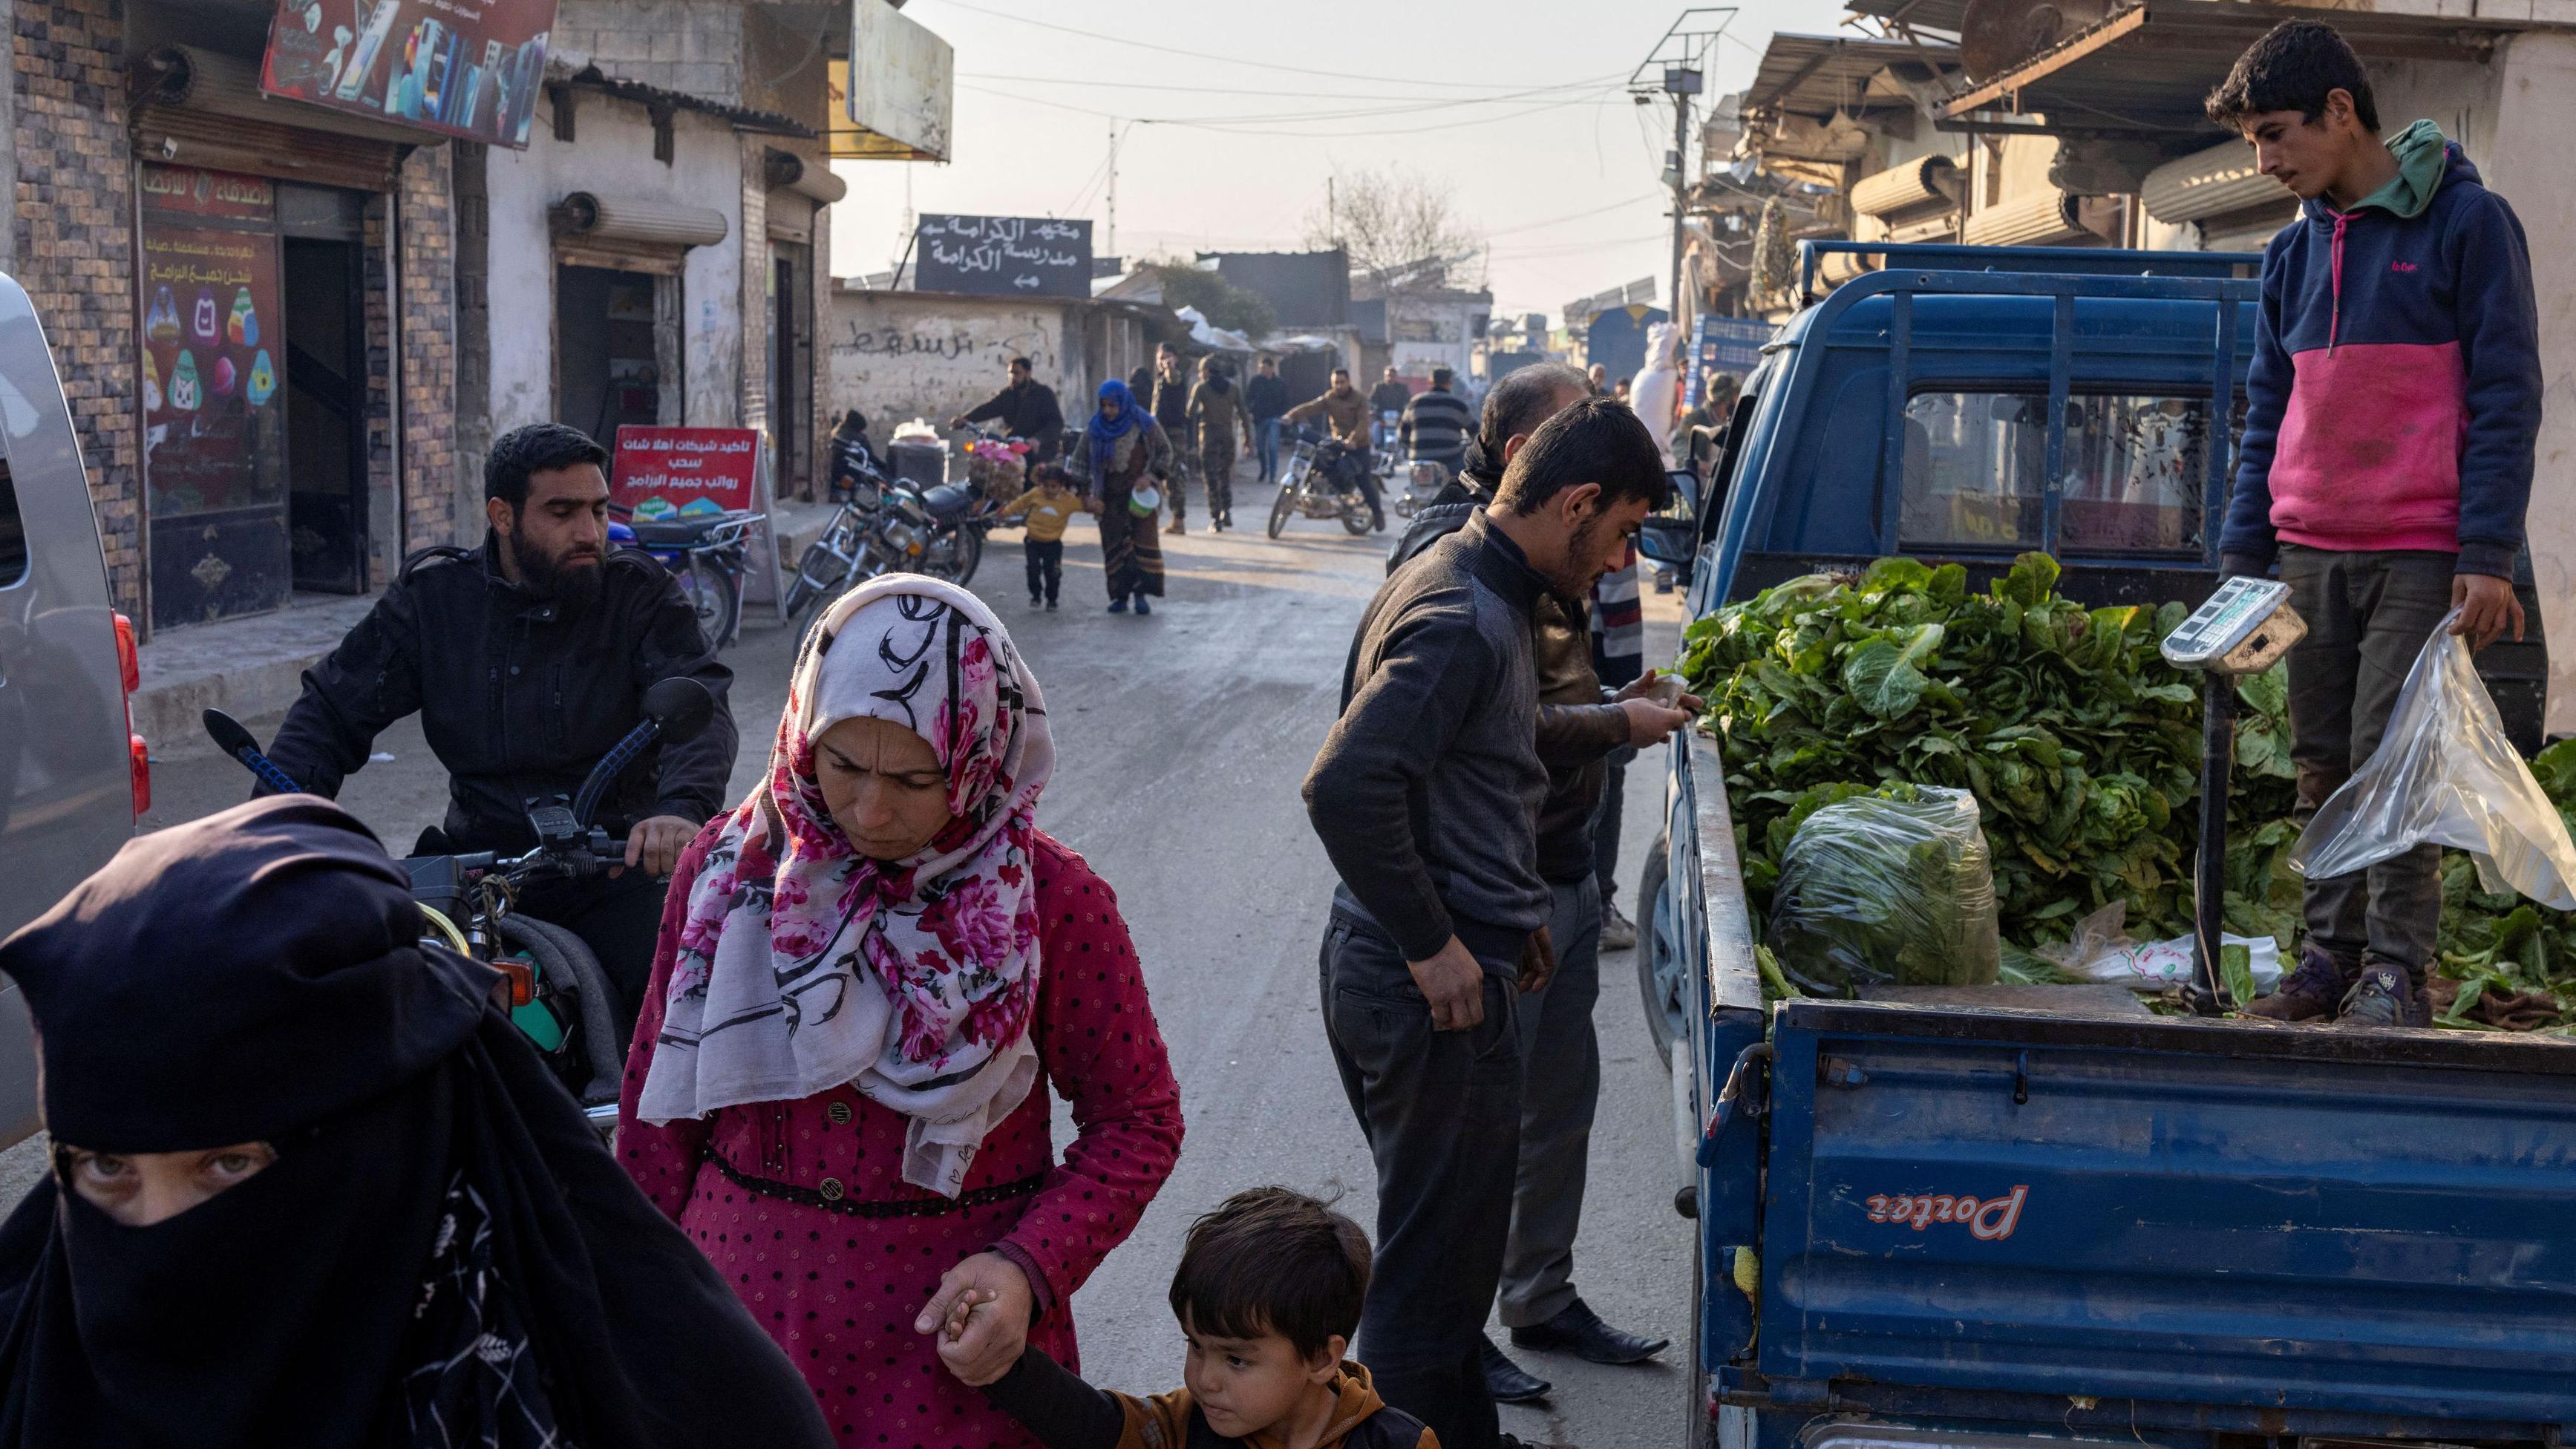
[
  {"left": 1105, "top": 119, "right": 1119, "bottom": 257},
  {"left": 1630, "top": 10, "right": 1733, "bottom": 330},
  {"left": 1667, "top": 71, "right": 1697, "bottom": 327}
]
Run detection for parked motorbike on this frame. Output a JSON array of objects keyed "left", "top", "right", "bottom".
[
  {"left": 203, "top": 677, "right": 719, "bottom": 1131},
  {"left": 1267, "top": 427, "right": 1374, "bottom": 539},
  {"left": 782, "top": 450, "right": 984, "bottom": 622},
  {"left": 609, "top": 506, "right": 764, "bottom": 648}
]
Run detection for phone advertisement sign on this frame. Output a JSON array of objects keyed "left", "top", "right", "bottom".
[{"left": 259, "top": 0, "right": 556, "bottom": 148}]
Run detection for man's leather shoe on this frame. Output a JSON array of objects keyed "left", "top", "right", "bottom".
[
  {"left": 1508, "top": 1298, "right": 1669, "bottom": 1365},
  {"left": 1480, "top": 1335, "right": 1551, "bottom": 1403}
]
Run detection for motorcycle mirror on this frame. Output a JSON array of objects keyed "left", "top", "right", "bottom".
[{"left": 642, "top": 678, "right": 716, "bottom": 746}]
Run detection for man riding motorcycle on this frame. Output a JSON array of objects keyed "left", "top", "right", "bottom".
[{"left": 261, "top": 422, "right": 739, "bottom": 1037}]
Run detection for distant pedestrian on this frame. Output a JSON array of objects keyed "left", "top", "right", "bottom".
[
  {"left": 1246, "top": 355, "right": 1291, "bottom": 485},
  {"left": 1398, "top": 366, "right": 1476, "bottom": 477},
  {"left": 1001, "top": 462, "right": 1088, "bottom": 610},
  {"left": 0, "top": 797, "right": 836, "bottom": 1449},
  {"left": 1187, "top": 356, "right": 1250, "bottom": 531},
  {"left": 1585, "top": 363, "right": 1608, "bottom": 396},
  {"left": 1085, "top": 378, "right": 1174, "bottom": 614},
  {"left": 1151, "top": 347, "right": 1196, "bottom": 534},
  {"left": 1304, "top": 397, "right": 1670, "bottom": 1449},
  {"left": 952, "top": 355, "right": 1067, "bottom": 465},
  {"left": 950, "top": 1187, "right": 1434, "bottom": 1449},
  {"left": 621, "top": 578, "right": 1186, "bottom": 1448},
  {"left": 1588, "top": 557, "right": 1647, "bottom": 952},
  {"left": 1631, "top": 324, "right": 1681, "bottom": 465},
  {"left": 1611, "top": 377, "right": 1632, "bottom": 405}
]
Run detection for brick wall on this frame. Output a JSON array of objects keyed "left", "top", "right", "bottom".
[
  {"left": 553, "top": 0, "right": 745, "bottom": 102},
  {"left": 13, "top": 0, "right": 140, "bottom": 617},
  {"left": 451, "top": 142, "right": 491, "bottom": 552},
  {"left": 396, "top": 145, "right": 459, "bottom": 556},
  {"left": 362, "top": 196, "right": 396, "bottom": 583}
]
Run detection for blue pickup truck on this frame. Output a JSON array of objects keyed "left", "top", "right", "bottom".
[{"left": 1635, "top": 243, "right": 2572, "bottom": 1445}]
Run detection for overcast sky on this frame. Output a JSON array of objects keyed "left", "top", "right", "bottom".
[{"left": 827, "top": 0, "right": 1826, "bottom": 326}]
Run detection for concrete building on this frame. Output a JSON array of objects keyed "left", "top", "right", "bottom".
[{"left": 828, "top": 284, "right": 1163, "bottom": 434}]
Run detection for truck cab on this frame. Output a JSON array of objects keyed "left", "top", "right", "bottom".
[
  {"left": 0, "top": 273, "right": 154, "bottom": 1145},
  {"left": 1636, "top": 243, "right": 2570, "bottom": 1446}
]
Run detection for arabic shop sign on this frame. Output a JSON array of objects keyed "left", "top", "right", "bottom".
[
  {"left": 259, "top": 0, "right": 557, "bottom": 148},
  {"left": 912, "top": 215, "right": 1093, "bottom": 301},
  {"left": 610, "top": 427, "right": 762, "bottom": 520}
]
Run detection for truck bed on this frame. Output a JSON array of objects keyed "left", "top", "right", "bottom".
[{"left": 1732, "top": 958, "right": 2576, "bottom": 1433}]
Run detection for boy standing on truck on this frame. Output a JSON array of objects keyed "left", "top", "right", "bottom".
[{"left": 2207, "top": 19, "right": 2540, "bottom": 1028}]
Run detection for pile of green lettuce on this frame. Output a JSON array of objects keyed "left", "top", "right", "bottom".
[{"left": 1677, "top": 553, "right": 2301, "bottom": 955}]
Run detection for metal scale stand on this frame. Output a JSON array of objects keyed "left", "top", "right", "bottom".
[{"left": 2160, "top": 577, "right": 2307, "bottom": 1015}]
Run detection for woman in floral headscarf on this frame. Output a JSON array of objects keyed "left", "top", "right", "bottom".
[{"left": 618, "top": 575, "right": 1183, "bottom": 1447}]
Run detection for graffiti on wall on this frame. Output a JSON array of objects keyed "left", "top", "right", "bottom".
[{"left": 827, "top": 299, "right": 1073, "bottom": 427}]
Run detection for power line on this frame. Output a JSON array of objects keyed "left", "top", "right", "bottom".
[
  {"left": 955, "top": 81, "right": 1621, "bottom": 139},
  {"left": 921, "top": 0, "right": 1627, "bottom": 91},
  {"left": 1481, "top": 193, "right": 1663, "bottom": 239},
  {"left": 956, "top": 71, "right": 1617, "bottom": 104}
]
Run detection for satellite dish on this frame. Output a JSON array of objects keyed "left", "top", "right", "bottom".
[{"left": 1959, "top": 0, "right": 2116, "bottom": 82}]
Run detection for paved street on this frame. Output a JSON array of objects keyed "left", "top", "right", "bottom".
[{"left": 131, "top": 473, "right": 1695, "bottom": 1448}]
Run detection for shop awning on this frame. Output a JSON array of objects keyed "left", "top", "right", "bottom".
[
  {"left": 828, "top": 0, "right": 953, "bottom": 162},
  {"left": 1744, "top": 32, "right": 1958, "bottom": 120},
  {"left": 1937, "top": 1, "right": 2520, "bottom": 135}
]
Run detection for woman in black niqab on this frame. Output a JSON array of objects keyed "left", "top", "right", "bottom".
[{"left": 0, "top": 796, "right": 836, "bottom": 1449}]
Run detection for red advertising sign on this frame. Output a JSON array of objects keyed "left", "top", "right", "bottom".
[
  {"left": 259, "top": 0, "right": 556, "bottom": 148},
  {"left": 611, "top": 428, "right": 761, "bottom": 521}
]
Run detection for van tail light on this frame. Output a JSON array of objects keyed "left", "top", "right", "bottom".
[{"left": 114, "top": 612, "right": 148, "bottom": 817}]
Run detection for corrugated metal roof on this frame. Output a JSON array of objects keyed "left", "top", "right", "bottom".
[
  {"left": 1745, "top": 32, "right": 1960, "bottom": 118},
  {"left": 1938, "top": 0, "right": 2528, "bottom": 133}
]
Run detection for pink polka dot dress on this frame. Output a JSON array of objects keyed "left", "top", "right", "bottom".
[{"left": 618, "top": 829, "right": 1184, "bottom": 1448}]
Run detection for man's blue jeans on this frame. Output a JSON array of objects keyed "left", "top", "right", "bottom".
[{"left": 1255, "top": 418, "right": 1282, "bottom": 483}]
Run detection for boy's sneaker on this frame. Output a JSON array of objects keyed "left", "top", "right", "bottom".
[
  {"left": 1599, "top": 901, "right": 1638, "bottom": 952},
  {"left": 1045, "top": 599, "right": 1058, "bottom": 612},
  {"left": 2245, "top": 942, "right": 2355, "bottom": 1021},
  {"left": 2338, "top": 964, "right": 2430, "bottom": 1030},
  {"left": 1028, "top": 596, "right": 1042, "bottom": 608}
]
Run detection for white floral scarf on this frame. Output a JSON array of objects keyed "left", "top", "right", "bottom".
[{"left": 635, "top": 576, "right": 1053, "bottom": 1196}]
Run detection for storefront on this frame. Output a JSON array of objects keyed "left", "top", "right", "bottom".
[
  {"left": 127, "top": 33, "right": 449, "bottom": 631},
  {"left": 136, "top": 165, "right": 388, "bottom": 624}
]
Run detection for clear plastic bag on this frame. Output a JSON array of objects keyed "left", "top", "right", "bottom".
[
  {"left": 2289, "top": 610, "right": 2576, "bottom": 910},
  {"left": 1767, "top": 785, "right": 2001, "bottom": 995}
]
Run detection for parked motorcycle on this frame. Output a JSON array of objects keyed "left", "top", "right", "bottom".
[
  {"left": 609, "top": 506, "right": 765, "bottom": 648},
  {"left": 203, "top": 677, "right": 718, "bottom": 1131},
  {"left": 1387, "top": 458, "right": 1453, "bottom": 520},
  {"left": 782, "top": 451, "right": 983, "bottom": 622},
  {"left": 1267, "top": 427, "right": 1374, "bottom": 539}
]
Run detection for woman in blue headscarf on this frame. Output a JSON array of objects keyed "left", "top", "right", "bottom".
[{"left": 1082, "top": 378, "right": 1172, "bottom": 614}]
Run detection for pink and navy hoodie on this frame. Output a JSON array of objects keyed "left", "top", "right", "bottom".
[{"left": 2220, "top": 123, "right": 2540, "bottom": 580}]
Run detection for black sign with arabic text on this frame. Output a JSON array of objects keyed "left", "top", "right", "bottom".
[{"left": 914, "top": 215, "right": 1093, "bottom": 300}]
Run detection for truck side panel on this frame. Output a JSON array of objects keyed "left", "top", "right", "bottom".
[{"left": 1756, "top": 1001, "right": 2576, "bottom": 1425}]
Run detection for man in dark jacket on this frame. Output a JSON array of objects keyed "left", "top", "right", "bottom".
[
  {"left": 949, "top": 356, "right": 1065, "bottom": 463},
  {"left": 1385, "top": 363, "right": 1692, "bottom": 1405},
  {"left": 1398, "top": 367, "right": 1477, "bottom": 477},
  {"left": 2206, "top": 20, "right": 2540, "bottom": 1030},
  {"left": 264, "top": 422, "right": 738, "bottom": 1034},
  {"left": 1305, "top": 396, "right": 1670, "bottom": 1449},
  {"left": 1148, "top": 345, "right": 1197, "bottom": 532},
  {"left": 1245, "top": 355, "right": 1291, "bottom": 485},
  {"left": 1369, "top": 367, "right": 1413, "bottom": 451}
]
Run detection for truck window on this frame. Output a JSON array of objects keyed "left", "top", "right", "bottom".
[{"left": 1900, "top": 391, "right": 2234, "bottom": 556}]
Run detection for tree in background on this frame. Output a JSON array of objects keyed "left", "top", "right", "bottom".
[
  {"left": 1303, "top": 166, "right": 1485, "bottom": 301},
  {"left": 1137, "top": 260, "right": 1280, "bottom": 339}
]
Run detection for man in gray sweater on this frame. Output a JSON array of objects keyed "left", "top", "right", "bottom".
[{"left": 1303, "top": 396, "right": 1670, "bottom": 1449}]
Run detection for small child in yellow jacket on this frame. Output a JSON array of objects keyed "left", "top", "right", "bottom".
[
  {"left": 1000, "top": 462, "right": 1088, "bottom": 611},
  {"left": 935, "top": 1187, "right": 1436, "bottom": 1449}
]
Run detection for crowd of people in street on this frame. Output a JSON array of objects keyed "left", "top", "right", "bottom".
[{"left": 0, "top": 299, "right": 1742, "bottom": 1449}]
